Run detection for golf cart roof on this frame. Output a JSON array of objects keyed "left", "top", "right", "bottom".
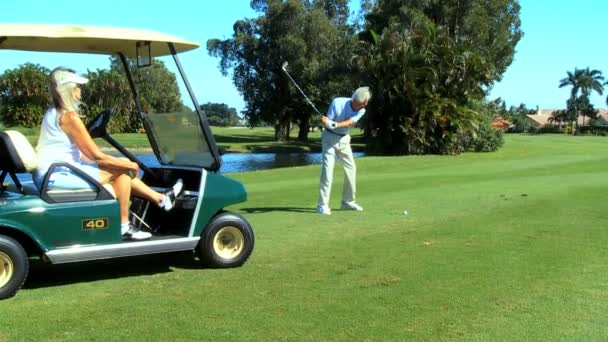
[{"left": 0, "top": 24, "right": 199, "bottom": 57}]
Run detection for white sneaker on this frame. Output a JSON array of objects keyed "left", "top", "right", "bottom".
[
  {"left": 123, "top": 225, "right": 152, "bottom": 241},
  {"left": 129, "top": 230, "right": 152, "bottom": 240},
  {"left": 340, "top": 201, "right": 363, "bottom": 211},
  {"left": 160, "top": 179, "right": 184, "bottom": 211},
  {"left": 316, "top": 205, "right": 332, "bottom": 215}
]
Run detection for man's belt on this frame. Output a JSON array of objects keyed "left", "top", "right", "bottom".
[{"left": 324, "top": 128, "right": 346, "bottom": 137}]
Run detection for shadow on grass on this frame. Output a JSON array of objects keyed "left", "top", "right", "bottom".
[
  {"left": 24, "top": 252, "right": 200, "bottom": 290},
  {"left": 245, "top": 144, "right": 319, "bottom": 153},
  {"left": 214, "top": 134, "right": 271, "bottom": 144},
  {"left": 241, "top": 207, "right": 316, "bottom": 214}
]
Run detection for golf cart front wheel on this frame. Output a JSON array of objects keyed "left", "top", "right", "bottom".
[
  {"left": 197, "top": 212, "right": 254, "bottom": 268},
  {"left": 0, "top": 235, "right": 29, "bottom": 300}
]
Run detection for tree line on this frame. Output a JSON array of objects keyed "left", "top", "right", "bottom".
[
  {"left": 1, "top": 0, "right": 524, "bottom": 155},
  {"left": 0, "top": 60, "right": 241, "bottom": 132}
]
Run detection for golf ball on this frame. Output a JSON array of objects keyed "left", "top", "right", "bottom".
[{"left": 403, "top": 210, "right": 408, "bottom": 215}]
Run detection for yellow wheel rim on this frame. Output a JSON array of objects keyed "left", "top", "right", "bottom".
[
  {"left": 213, "top": 226, "right": 244, "bottom": 260},
  {"left": 0, "top": 251, "right": 14, "bottom": 288}
]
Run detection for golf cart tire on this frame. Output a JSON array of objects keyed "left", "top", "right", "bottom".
[
  {"left": 0, "top": 235, "right": 29, "bottom": 300},
  {"left": 197, "top": 212, "right": 254, "bottom": 268}
]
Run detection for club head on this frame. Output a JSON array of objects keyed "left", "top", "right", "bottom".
[{"left": 281, "top": 61, "right": 289, "bottom": 72}]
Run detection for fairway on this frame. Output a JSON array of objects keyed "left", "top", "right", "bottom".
[{"left": 2, "top": 134, "right": 608, "bottom": 340}]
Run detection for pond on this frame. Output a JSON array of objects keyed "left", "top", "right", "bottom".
[
  {"left": 13, "top": 152, "right": 365, "bottom": 183},
  {"left": 139, "top": 152, "right": 365, "bottom": 173}
]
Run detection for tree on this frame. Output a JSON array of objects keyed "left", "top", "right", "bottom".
[
  {"left": 578, "top": 67, "right": 603, "bottom": 126},
  {"left": 559, "top": 68, "right": 584, "bottom": 134},
  {"left": 605, "top": 79, "right": 608, "bottom": 108},
  {"left": 576, "top": 94, "right": 599, "bottom": 127},
  {"left": 110, "top": 57, "right": 185, "bottom": 113},
  {"left": 357, "top": 0, "right": 521, "bottom": 154},
  {"left": 365, "top": 0, "right": 522, "bottom": 82},
  {"left": 485, "top": 97, "right": 508, "bottom": 119},
  {"left": 81, "top": 57, "right": 187, "bottom": 133},
  {"left": 559, "top": 67, "right": 603, "bottom": 131},
  {"left": 200, "top": 102, "right": 241, "bottom": 127},
  {"left": 82, "top": 68, "right": 139, "bottom": 133},
  {"left": 0, "top": 63, "right": 50, "bottom": 128},
  {"left": 207, "top": 0, "right": 355, "bottom": 142},
  {"left": 507, "top": 103, "right": 535, "bottom": 132},
  {"left": 549, "top": 109, "right": 569, "bottom": 128}
]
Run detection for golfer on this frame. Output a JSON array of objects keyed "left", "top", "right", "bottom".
[{"left": 317, "top": 87, "right": 371, "bottom": 215}]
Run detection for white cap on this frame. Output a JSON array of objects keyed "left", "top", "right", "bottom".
[{"left": 55, "top": 70, "right": 89, "bottom": 85}]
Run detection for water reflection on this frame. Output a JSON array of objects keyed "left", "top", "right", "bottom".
[
  {"left": 14, "top": 152, "right": 364, "bottom": 183},
  {"left": 139, "top": 152, "right": 365, "bottom": 173}
]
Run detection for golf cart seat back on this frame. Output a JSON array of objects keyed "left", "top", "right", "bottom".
[
  {"left": 0, "top": 130, "right": 38, "bottom": 194},
  {"left": 0, "top": 130, "right": 115, "bottom": 200}
]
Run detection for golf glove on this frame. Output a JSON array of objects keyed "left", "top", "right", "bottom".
[{"left": 325, "top": 120, "right": 337, "bottom": 130}]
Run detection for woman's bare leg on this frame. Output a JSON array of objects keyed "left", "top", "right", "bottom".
[
  {"left": 111, "top": 174, "right": 132, "bottom": 224},
  {"left": 98, "top": 169, "right": 132, "bottom": 225},
  {"left": 130, "top": 177, "right": 163, "bottom": 205}
]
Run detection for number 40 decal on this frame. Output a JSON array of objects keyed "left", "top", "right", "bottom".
[{"left": 82, "top": 218, "right": 109, "bottom": 230}]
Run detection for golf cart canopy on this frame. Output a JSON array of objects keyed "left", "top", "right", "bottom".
[
  {"left": 0, "top": 24, "right": 221, "bottom": 171},
  {"left": 0, "top": 24, "right": 198, "bottom": 56}
]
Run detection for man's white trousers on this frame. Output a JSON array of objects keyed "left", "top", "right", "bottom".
[{"left": 318, "top": 130, "right": 356, "bottom": 207}]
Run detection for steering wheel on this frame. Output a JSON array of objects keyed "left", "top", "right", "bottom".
[{"left": 86, "top": 109, "right": 113, "bottom": 139}]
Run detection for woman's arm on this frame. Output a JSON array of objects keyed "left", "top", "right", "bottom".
[{"left": 60, "top": 112, "right": 138, "bottom": 175}]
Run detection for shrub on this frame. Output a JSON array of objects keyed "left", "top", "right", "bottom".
[
  {"left": 536, "top": 126, "right": 563, "bottom": 134},
  {"left": 527, "top": 126, "right": 538, "bottom": 134},
  {"left": 578, "top": 126, "right": 608, "bottom": 135},
  {"left": 462, "top": 120, "right": 504, "bottom": 152}
]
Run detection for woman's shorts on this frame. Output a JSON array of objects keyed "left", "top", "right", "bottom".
[{"left": 34, "top": 162, "right": 100, "bottom": 190}]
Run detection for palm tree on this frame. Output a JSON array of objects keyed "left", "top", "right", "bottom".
[
  {"left": 578, "top": 68, "right": 604, "bottom": 126},
  {"left": 559, "top": 68, "right": 585, "bottom": 134},
  {"left": 604, "top": 79, "right": 608, "bottom": 109}
]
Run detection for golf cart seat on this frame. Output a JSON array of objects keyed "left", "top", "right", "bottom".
[
  {"left": 0, "top": 130, "right": 39, "bottom": 194},
  {"left": 0, "top": 130, "right": 115, "bottom": 201}
]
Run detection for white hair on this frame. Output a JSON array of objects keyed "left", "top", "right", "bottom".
[
  {"left": 48, "top": 67, "right": 82, "bottom": 115},
  {"left": 352, "top": 86, "right": 371, "bottom": 104}
]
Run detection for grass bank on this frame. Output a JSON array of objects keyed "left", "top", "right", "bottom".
[{"left": 1, "top": 134, "right": 608, "bottom": 340}]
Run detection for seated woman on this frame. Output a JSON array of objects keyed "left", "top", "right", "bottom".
[{"left": 33, "top": 67, "right": 182, "bottom": 241}]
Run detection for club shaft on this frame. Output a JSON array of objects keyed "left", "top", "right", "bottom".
[{"left": 282, "top": 69, "right": 322, "bottom": 115}]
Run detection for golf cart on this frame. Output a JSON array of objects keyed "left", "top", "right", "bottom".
[{"left": 0, "top": 24, "right": 254, "bottom": 299}]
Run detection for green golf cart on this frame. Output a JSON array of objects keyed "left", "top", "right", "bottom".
[{"left": 0, "top": 24, "right": 254, "bottom": 299}]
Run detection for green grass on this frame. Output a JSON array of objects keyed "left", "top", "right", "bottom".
[{"left": 2, "top": 134, "right": 608, "bottom": 340}]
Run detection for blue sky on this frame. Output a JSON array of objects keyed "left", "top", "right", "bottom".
[
  {"left": 490, "top": 0, "right": 608, "bottom": 110},
  {"left": 1, "top": 0, "right": 606, "bottom": 113}
]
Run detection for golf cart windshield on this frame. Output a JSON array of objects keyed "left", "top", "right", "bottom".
[{"left": 142, "top": 111, "right": 215, "bottom": 168}]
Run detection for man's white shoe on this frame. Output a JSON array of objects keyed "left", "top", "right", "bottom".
[
  {"left": 340, "top": 201, "right": 363, "bottom": 211},
  {"left": 316, "top": 205, "right": 332, "bottom": 215}
]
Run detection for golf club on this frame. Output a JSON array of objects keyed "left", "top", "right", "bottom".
[{"left": 281, "top": 61, "right": 322, "bottom": 116}]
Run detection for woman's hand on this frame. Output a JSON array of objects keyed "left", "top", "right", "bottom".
[{"left": 127, "top": 161, "right": 139, "bottom": 178}]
